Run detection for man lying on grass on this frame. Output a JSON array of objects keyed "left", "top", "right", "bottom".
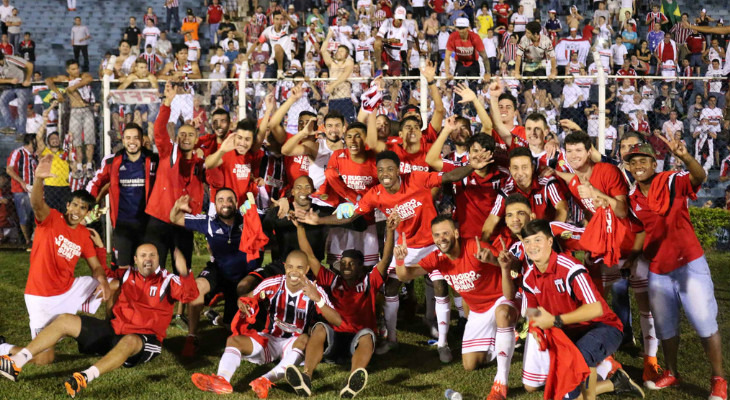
[{"left": 0, "top": 245, "right": 199, "bottom": 398}]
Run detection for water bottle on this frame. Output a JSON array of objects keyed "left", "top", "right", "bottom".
[{"left": 444, "top": 389, "right": 462, "bottom": 400}]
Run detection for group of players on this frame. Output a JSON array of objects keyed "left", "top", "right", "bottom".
[{"left": 0, "top": 65, "right": 726, "bottom": 400}]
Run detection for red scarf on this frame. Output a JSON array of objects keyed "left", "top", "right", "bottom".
[{"left": 238, "top": 194, "right": 269, "bottom": 260}]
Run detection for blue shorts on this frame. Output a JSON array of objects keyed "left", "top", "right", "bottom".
[
  {"left": 13, "top": 192, "right": 32, "bottom": 226},
  {"left": 566, "top": 323, "right": 623, "bottom": 399},
  {"left": 648, "top": 256, "right": 719, "bottom": 340},
  {"left": 690, "top": 53, "right": 703, "bottom": 67}
]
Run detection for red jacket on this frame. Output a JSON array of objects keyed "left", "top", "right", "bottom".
[
  {"left": 145, "top": 105, "right": 210, "bottom": 222},
  {"left": 86, "top": 149, "right": 158, "bottom": 227},
  {"left": 108, "top": 266, "right": 199, "bottom": 341}
]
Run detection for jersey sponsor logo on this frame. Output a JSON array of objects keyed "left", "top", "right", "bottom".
[
  {"left": 554, "top": 278, "right": 566, "bottom": 293},
  {"left": 55, "top": 235, "right": 82, "bottom": 261},
  {"left": 399, "top": 162, "right": 429, "bottom": 173},
  {"left": 386, "top": 198, "right": 423, "bottom": 220},
  {"left": 443, "top": 271, "right": 481, "bottom": 292},
  {"left": 343, "top": 175, "right": 374, "bottom": 190},
  {"left": 232, "top": 163, "right": 252, "bottom": 180}
]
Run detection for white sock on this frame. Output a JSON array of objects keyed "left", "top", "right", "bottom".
[
  {"left": 435, "top": 296, "right": 450, "bottom": 347},
  {"left": 424, "top": 282, "right": 435, "bottom": 324},
  {"left": 217, "top": 347, "right": 242, "bottom": 382},
  {"left": 82, "top": 366, "right": 99, "bottom": 383},
  {"left": 384, "top": 296, "right": 399, "bottom": 343},
  {"left": 596, "top": 359, "right": 612, "bottom": 380},
  {"left": 453, "top": 296, "right": 465, "bottom": 318},
  {"left": 0, "top": 343, "right": 14, "bottom": 356},
  {"left": 263, "top": 348, "right": 303, "bottom": 382},
  {"left": 640, "top": 312, "right": 658, "bottom": 358},
  {"left": 494, "top": 327, "right": 515, "bottom": 385},
  {"left": 10, "top": 348, "right": 32, "bottom": 368}
]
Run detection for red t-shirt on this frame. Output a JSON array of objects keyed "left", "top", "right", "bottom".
[
  {"left": 629, "top": 171, "right": 704, "bottom": 274},
  {"left": 567, "top": 162, "right": 628, "bottom": 215},
  {"left": 217, "top": 149, "right": 264, "bottom": 201},
  {"left": 442, "top": 162, "right": 506, "bottom": 238},
  {"left": 493, "top": 126, "right": 528, "bottom": 166},
  {"left": 494, "top": 3, "right": 511, "bottom": 22},
  {"left": 418, "top": 238, "right": 504, "bottom": 312},
  {"left": 316, "top": 266, "right": 384, "bottom": 333},
  {"left": 492, "top": 176, "right": 565, "bottom": 221},
  {"left": 385, "top": 123, "right": 438, "bottom": 174},
  {"left": 686, "top": 34, "right": 705, "bottom": 54},
  {"left": 207, "top": 4, "right": 224, "bottom": 23},
  {"left": 283, "top": 132, "right": 311, "bottom": 186},
  {"left": 430, "top": 0, "right": 445, "bottom": 13},
  {"left": 325, "top": 149, "right": 379, "bottom": 204},
  {"left": 446, "top": 31, "right": 486, "bottom": 67},
  {"left": 356, "top": 171, "right": 443, "bottom": 248},
  {"left": 25, "top": 209, "right": 97, "bottom": 297},
  {"left": 521, "top": 251, "right": 623, "bottom": 338}
]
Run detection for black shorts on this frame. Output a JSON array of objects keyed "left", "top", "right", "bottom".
[
  {"left": 315, "top": 322, "right": 375, "bottom": 364},
  {"left": 199, "top": 262, "right": 242, "bottom": 324},
  {"left": 112, "top": 219, "right": 148, "bottom": 269},
  {"left": 75, "top": 316, "right": 161, "bottom": 368}
]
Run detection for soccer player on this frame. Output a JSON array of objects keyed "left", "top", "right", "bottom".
[
  {"left": 503, "top": 219, "right": 644, "bottom": 400},
  {"left": 395, "top": 215, "right": 518, "bottom": 400},
  {"left": 191, "top": 250, "right": 341, "bottom": 398},
  {"left": 169, "top": 189, "right": 260, "bottom": 357},
  {"left": 87, "top": 123, "right": 158, "bottom": 269},
  {"left": 0, "top": 245, "right": 198, "bottom": 398},
  {"left": 0, "top": 154, "right": 111, "bottom": 365},
  {"left": 284, "top": 213, "right": 397, "bottom": 398},
  {"left": 296, "top": 150, "right": 485, "bottom": 361},
  {"left": 624, "top": 139, "right": 726, "bottom": 398},
  {"left": 488, "top": 81, "right": 529, "bottom": 165}
]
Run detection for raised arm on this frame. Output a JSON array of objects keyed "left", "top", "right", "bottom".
[
  {"left": 394, "top": 236, "right": 429, "bottom": 281},
  {"left": 204, "top": 132, "right": 236, "bottom": 169},
  {"left": 280, "top": 122, "right": 319, "bottom": 158},
  {"left": 268, "top": 85, "right": 305, "bottom": 144},
  {"left": 454, "top": 82, "right": 492, "bottom": 132},
  {"left": 169, "top": 194, "right": 193, "bottom": 227},
  {"left": 365, "top": 107, "right": 387, "bottom": 152},
  {"left": 376, "top": 213, "right": 399, "bottom": 277},
  {"left": 425, "top": 115, "right": 459, "bottom": 171},
  {"left": 422, "top": 61, "right": 445, "bottom": 131},
  {"left": 30, "top": 154, "right": 54, "bottom": 222},
  {"left": 296, "top": 221, "right": 321, "bottom": 276}
]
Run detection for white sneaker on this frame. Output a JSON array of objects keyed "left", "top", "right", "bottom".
[
  {"left": 375, "top": 341, "right": 398, "bottom": 355},
  {"left": 438, "top": 345, "right": 453, "bottom": 364}
]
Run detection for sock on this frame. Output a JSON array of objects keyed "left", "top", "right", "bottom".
[
  {"left": 0, "top": 343, "right": 14, "bottom": 356},
  {"left": 494, "top": 327, "right": 515, "bottom": 385},
  {"left": 263, "top": 348, "right": 303, "bottom": 382},
  {"left": 424, "top": 281, "right": 435, "bottom": 324},
  {"left": 596, "top": 359, "right": 612, "bottom": 380},
  {"left": 435, "top": 296, "right": 450, "bottom": 347},
  {"left": 217, "top": 347, "right": 242, "bottom": 382},
  {"left": 384, "top": 296, "right": 399, "bottom": 343},
  {"left": 86, "top": 162, "right": 92, "bottom": 168},
  {"left": 453, "top": 296, "right": 465, "bottom": 318},
  {"left": 640, "top": 312, "right": 658, "bottom": 358},
  {"left": 10, "top": 348, "right": 32, "bottom": 368},
  {"left": 82, "top": 366, "right": 99, "bottom": 383}
]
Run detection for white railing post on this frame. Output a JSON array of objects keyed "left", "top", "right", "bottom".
[
  {"left": 593, "top": 51, "right": 606, "bottom": 155},
  {"left": 239, "top": 64, "right": 248, "bottom": 120},
  {"left": 419, "top": 58, "right": 428, "bottom": 130},
  {"left": 102, "top": 74, "right": 112, "bottom": 252}
]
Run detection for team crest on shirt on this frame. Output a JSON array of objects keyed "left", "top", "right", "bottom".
[
  {"left": 553, "top": 278, "right": 566, "bottom": 293},
  {"left": 386, "top": 199, "right": 423, "bottom": 220},
  {"left": 149, "top": 286, "right": 158, "bottom": 297},
  {"left": 533, "top": 193, "right": 543, "bottom": 205},
  {"left": 54, "top": 235, "right": 82, "bottom": 261}
]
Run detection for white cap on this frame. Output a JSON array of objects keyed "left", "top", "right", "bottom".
[
  {"left": 455, "top": 17, "right": 470, "bottom": 28},
  {"left": 570, "top": 27, "right": 577, "bottom": 31},
  {"left": 549, "top": 9, "right": 556, "bottom": 13},
  {"left": 702, "top": 8, "right": 707, "bottom": 13},
  {"left": 394, "top": 6, "right": 406, "bottom": 20}
]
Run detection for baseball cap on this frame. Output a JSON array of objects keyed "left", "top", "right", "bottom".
[
  {"left": 570, "top": 27, "right": 577, "bottom": 31},
  {"left": 702, "top": 8, "right": 707, "bottom": 13},
  {"left": 394, "top": 6, "right": 406, "bottom": 20},
  {"left": 623, "top": 143, "right": 657, "bottom": 162},
  {"left": 549, "top": 9, "right": 556, "bottom": 13},
  {"left": 455, "top": 17, "right": 470, "bottom": 28}
]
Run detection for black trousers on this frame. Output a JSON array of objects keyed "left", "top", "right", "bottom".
[
  {"left": 73, "top": 45, "right": 89, "bottom": 72},
  {"left": 113, "top": 218, "right": 148, "bottom": 268},
  {"left": 143, "top": 216, "right": 193, "bottom": 270}
]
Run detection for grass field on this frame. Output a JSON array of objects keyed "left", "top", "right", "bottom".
[{"left": 0, "top": 250, "right": 728, "bottom": 400}]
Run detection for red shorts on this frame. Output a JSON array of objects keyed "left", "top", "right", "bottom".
[{"left": 381, "top": 52, "right": 402, "bottom": 76}]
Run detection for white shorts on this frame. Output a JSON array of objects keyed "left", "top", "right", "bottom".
[
  {"left": 244, "top": 333, "right": 297, "bottom": 365},
  {"left": 387, "top": 243, "right": 441, "bottom": 280},
  {"left": 24, "top": 276, "right": 101, "bottom": 338},
  {"left": 169, "top": 93, "right": 194, "bottom": 124},
  {"left": 327, "top": 224, "right": 380, "bottom": 267},
  {"left": 521, "top": 331, "right": 611, "bottom": 388},
  {"left": 600, "top": 257, "right": 649, "bottom": 293},
  {"left": 462, "top": 296, "right": 515, "bottom": 356}
]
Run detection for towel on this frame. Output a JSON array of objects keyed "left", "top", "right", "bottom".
[{"left": 530, "top": 322, "right": 591, "bottom": 400}]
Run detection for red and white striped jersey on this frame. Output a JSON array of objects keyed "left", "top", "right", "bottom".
[
  {"left": 252, "top": 275, "right": 332, "bottom": 339},
  {"left": 492, "top": 175, "right": 565, "bottom": 221},
  {"left": 141, "top": 52, "right": 163, "bottom": 73},
  {"left": 6, "top": 146, "right": 36, "bottom": 193}
]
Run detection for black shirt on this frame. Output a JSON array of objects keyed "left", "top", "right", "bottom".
[
  {"left": 263, "top": 204, "right": 331, "bottom": 262},
  {"left": 124, "top": 26, "right": 142, "bottom": 46},
  {"left": 19, "top": 40, "right": 35, "bottom": 62}
]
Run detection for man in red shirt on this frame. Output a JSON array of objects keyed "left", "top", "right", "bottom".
[
  {"left": 396, "top": 216, "right": 518, "bottom": 400},
  {"left": 195, "top": 108, "right": 232, "bottom": 158},
  {"left": 297, "top": 150, "right": 482, "bottom": 360},
  {"left": 505, "top": 219, "right": 643, "bottom": 400},
  {"left": 493, "top": 0, "right": 511, "bottom": 28},
  {"left": 445, "top": 17, "right": 491, "bottom": 115},
  {"left": 0, "top": 155, "right": 112, "bottom": 366},
  {"left": 206, "top": 0, "right": 224, "bottom": 43},
  {"left": 624, "top": 141, "right": 726, "bottom": 398},
  {"left": 284, "top": 213, "right": 397, "bottom": 398},
  {"left": 488, "top": 81, "right": 529, "bottom": 166},
  {"left": 0, "top": 244, "right": 198, "bottom": 398}
]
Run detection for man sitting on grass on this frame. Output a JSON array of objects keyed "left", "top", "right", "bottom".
[
  {"left": 0, "top": 244, "right": 199, "bottom": 398},
  {"left": 284, "top": 213, "right": 397, "bottom": 398}
]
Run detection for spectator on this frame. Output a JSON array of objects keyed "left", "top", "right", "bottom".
[
  {"left": 143, "top": 6, "right": 158, "bottom": 27},
  {"left": 510, "top": 5, "right": 527, "bottom": 39},
  {"left": 0, "top": 172, "right": 15, "bottom": 243},
  {"left": 142, "top": 18, "right": 161, "bottom": 50},
  {"left": 123, "top": 17, "right": 142, "bottom": 55},
  {"left": 671, "top": 13, "right": 692, "bottom": 61},
  {"left": 24, "top": 104, "right": 41, "bottom": 134},
  {"left": 514, "top": 21, "right": 557, "bottom": 84},
  {"left": 686, "top": 29, "right": 706, "bottom": 76},
  {"left": 155, "top": 30, "right": 172, "bottom": 63},
  {"left": 662, "top": 109, "right": 683, "bottom": 138},
  {"left": 0, "top": 51, "right": 32, "bottom": 135},
  {"left": 5, "top": 7, "right": 19, "bottom": 52},
  {"left": 181, "top": 8, "right": 202, "bottom": 41},
  {"left": 18, "top": 31, "right": 33, "bottom": 62},
  {"left": 655, "top": 32, "right": 678, "bottom": 65},
  {"left": 647, "top": 22, "right": 664, "bottom": 53},
  {"left": 701, "top": 95, "right": 724, "bottom": 137},
  {"left": 140, "top": 44, "right": 163, "bottom": 74},
  {"left": 165, "top": 0, "right": 181, "bottom": 33},
  {"left": 693, "top": 116, "right": 716, "bottom": 174},
  {"left": 0, "top": 33, "right": 10, "bottom": 55},
  {"left": 36, "top": 121, "right": 71, "bottom": 214},
  {"left": 207, "top": 0, "right": 224, "bottom": 44},
  {"left": 0, "top": 0, "right": 12, "bottom": 32},
  {"left": 5, "top": 133, "right": 36, "bottom": 247},
  {"left": 444, "top": 17, "right": 491, "bottom": 114},
  {"left": 184, "top": 33, "right": 201, "bottom": 63},
  {"left": 645, "top": 3, "right": 668, "bottom": 32},
  {"left": 70, "top": 17, "right": 90, "bottom": 73},
  {"left": 319, "top": 31, "right": 356, "bottom": 123},
  {"left": 217, "top": 13, "right": 236, "bottom": 42},
  {"left": 705, "top": 58, "right": 725, "bottom": 108}
]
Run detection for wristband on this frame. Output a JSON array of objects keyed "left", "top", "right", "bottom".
[
  {"left": 427, "top": 80, "right": 436, "bottom": 86},
  {"left": 395, "top": 258, "right": 405, "bottom": 267},
  {"left": 316, "top": 297, "right": 326, "bottom": 309},
  {"left": 553, "top": 314, "right": 564, "bottom": 329}
]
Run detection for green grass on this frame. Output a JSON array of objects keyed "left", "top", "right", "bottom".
[{"left": 0, "top": 250, "right": 728, "bottom": 400}]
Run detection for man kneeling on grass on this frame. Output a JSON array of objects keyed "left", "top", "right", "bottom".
[
  {"left": 0, "top": 245, "right": 199, "bottom": 398},
  {"left": 192, "top": 249, "right": 342, "bottom": 398},
  {"left": 284, "top": 213, "right": 398, "bottom": 398}
]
